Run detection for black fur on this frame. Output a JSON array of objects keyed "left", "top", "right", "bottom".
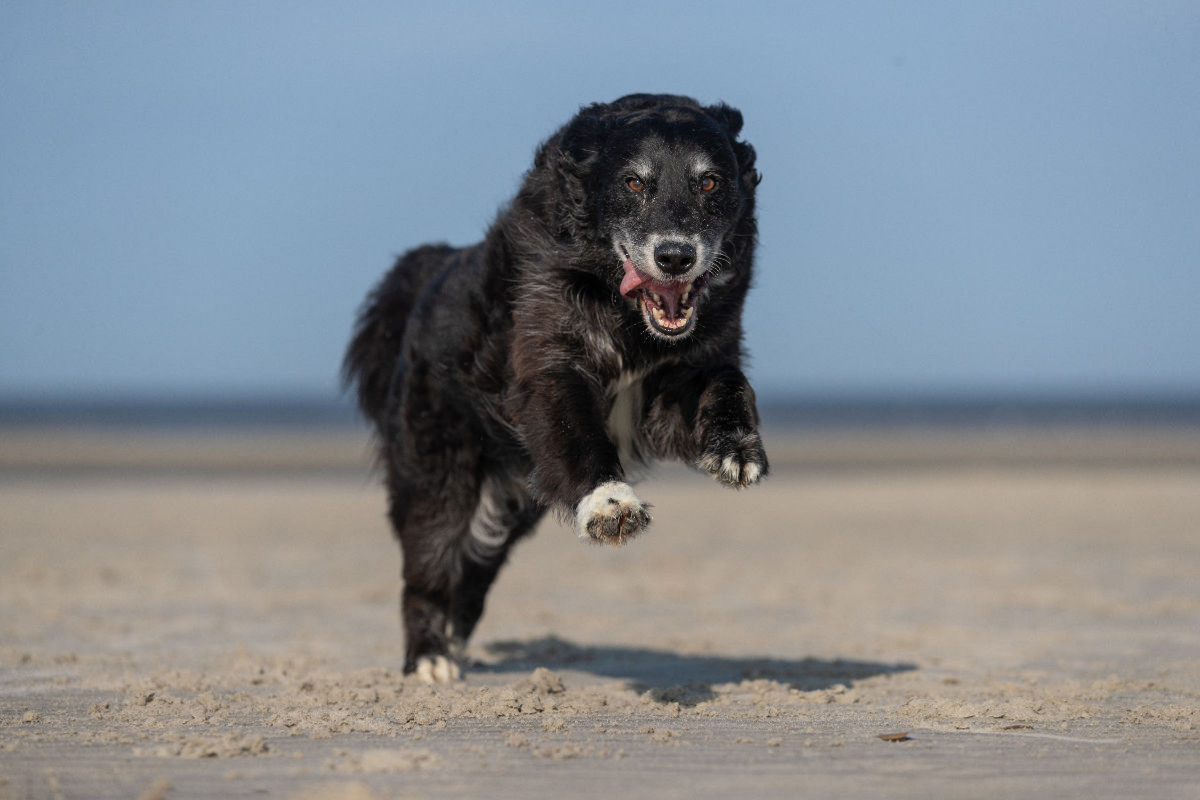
[{"left": 343, "top": 94, "right": 768, "bottom": 678}]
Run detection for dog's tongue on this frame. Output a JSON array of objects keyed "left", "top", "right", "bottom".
[
  {"left": 620, "top": 259, "right": 688, "bottom": 318},
  {"left": 618, "top": 259, "right": 650, "bottom": 297}
]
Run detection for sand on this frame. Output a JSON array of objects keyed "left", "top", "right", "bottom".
[{"left": 1, "top": 427, "right": 1199, "bottom": 798}]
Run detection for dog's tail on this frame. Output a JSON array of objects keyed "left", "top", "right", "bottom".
[{"left": 342, "top": 245, "right": 454, "bottom": 429}]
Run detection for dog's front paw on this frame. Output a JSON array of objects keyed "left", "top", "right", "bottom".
[
  {"left": 574, "top": 481, "right": 651, "bottom": 545},
  {"left": 698, "top": 428, "right": 768, "bottom": 489}
]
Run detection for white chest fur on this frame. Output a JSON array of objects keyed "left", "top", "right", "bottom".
[{"left": 605, "top": 369, "right": 647, "bottom": 476}]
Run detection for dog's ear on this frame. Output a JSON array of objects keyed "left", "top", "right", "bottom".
[
  {"left": 554, "top": 113, "right": 609, "bottom": 238},
  {"left": 707, "top": 103, "right": 762, "bottom": 193},
  {"left": 559, "top": 112, "right": 608, "bottom": 171},
  {"left": 707, "top": 103, "right": 744, "bottom": 138}
]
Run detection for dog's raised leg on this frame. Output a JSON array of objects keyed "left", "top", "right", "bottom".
[
  {"left": 642, "top": 363, "right": 769, "bottom": 488},
  {"left": 511, "top": 369, "right": 652, "bottom": 544},
  {"left": 694, "top": 367, "right": 769, "bottom": 488}
]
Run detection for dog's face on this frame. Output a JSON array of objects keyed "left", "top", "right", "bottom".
[{"left": 558, "top": 100, "right": 757, "bottom": 341}]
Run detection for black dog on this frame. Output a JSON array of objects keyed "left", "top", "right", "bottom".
[{"left": 344, "top": 94, "right": 768, "bottom": 682}]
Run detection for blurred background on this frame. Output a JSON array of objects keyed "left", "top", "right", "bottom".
[{"left": 2, "top": 0, "right": 1199, "bottom": 430}]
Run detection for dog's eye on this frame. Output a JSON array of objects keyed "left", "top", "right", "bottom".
[
  {"left": 699, "top": 176, "right": 718, "bottom": 192},
  {"left": 626, "top": 177, "right": 645, "bottom": 192}
]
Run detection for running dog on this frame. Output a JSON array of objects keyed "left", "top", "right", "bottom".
[{"left": 344, "top": 94, "right": 768, "bottom": 682}]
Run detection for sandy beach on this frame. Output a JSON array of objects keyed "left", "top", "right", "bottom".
[{"left": 2, "top": 425, "right": 1199, "bottom": 799}]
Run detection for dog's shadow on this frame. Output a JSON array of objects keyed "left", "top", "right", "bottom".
[{"left": 475, "top": 635, "right": 916, "bottom": 705}]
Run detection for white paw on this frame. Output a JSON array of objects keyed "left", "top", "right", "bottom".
[
  {"left": 574, "top": 480, "right": 651, "bottom": 545},
  {"left": 720, "top": 452, "right": 762, "bottom": 485},
  {"left": 698, "top": 429, "right": 768, "bottom": 489},
  {"left": 414, "top": 655, "right": 460, "bottom": 684}
]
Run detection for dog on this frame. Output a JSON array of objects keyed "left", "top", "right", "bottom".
[{"left": 343, "top": 94, "right": 768, "bottom": 683}]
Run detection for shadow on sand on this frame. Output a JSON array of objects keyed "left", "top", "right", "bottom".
[{"left": 477, "top": 635, "right": 916, "bottom": 705}]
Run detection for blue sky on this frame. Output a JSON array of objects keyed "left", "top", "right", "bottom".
[{"left": 2, "top": 1, "right": 1198, "bottom": 400}]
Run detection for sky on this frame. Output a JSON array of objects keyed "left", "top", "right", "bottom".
[{"left": 2, "top": 1, "right": 1198, "bottom": 401}]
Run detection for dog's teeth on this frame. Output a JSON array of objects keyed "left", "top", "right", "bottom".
[{"left": 641, "top": 286, "right": 698, "bottom": 333}]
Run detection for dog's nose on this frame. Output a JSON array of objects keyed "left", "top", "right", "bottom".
[{"left": 653, "top": 241, "right": 697, "bottom": 276}]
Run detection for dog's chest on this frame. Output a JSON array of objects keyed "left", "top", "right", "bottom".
[{"left": 605, "top": 370, "right": 647, "bottom": 472}]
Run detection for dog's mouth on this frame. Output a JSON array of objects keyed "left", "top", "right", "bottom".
[{"left": 619, "top": 259, "right": 706, "bottom": 338}]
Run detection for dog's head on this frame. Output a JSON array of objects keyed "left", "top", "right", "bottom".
[{"left": 554, "top": 95, "right": 760, "bottom": 340}]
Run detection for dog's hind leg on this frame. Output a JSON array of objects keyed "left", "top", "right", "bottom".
[
  {"left": 388, "top": 475, "right": 472, "bottom": 683},
  {"left": 449, "top": 473, "right": 544, "bottom": 655},
  {"left": 391, "top": 470, "right": 542, "bottom": 682}
]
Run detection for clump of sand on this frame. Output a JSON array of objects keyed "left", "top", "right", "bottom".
[{"left": 137, "top": 732, "right": 268, "bottom": 758}]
